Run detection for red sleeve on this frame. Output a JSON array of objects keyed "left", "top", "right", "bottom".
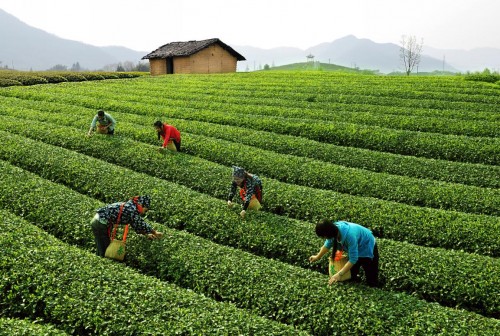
[{"left": 162, "top": 124, "right": 172, "bottom": 148}]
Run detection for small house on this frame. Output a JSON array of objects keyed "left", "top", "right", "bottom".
[{"left": 142, "top": 38, "right": 246, "bottom": 75}]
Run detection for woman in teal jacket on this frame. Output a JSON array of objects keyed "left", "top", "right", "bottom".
[{"left": 309, "top": 219, "right": 379, "bottom": 287}]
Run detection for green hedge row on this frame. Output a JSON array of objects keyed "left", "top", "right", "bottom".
[
  {"left": 0, "top": 96, "right": 500, "bottom": 188},
  {"left": 94, "top": 73, "right": 500, "bottom": 112},
  {"left": 2, "top": 95, "right": 498, "bottom": 190},
  {"left": 0, "top": 132, "right": 498, "bottom": 318},
  {"left": 0, "top": 117, "right": 498, "bottom": 258},
  {"left": 112, "top": 77, "right": 500, "bottom": 121},
  {"left": 152, "top": 129, "right": 499, "bottom": 216},
  {"left": 0, "top": 71, "right": 144, "bottom": 87},
  {"left": 0, "top": 94, "right": 498, "bottom": 189},
  {"left": 169, "top": 116, "right": 500, "bottom": 188},
  {"left": 109, "top": 116, "right": 499, "bottom": 216},
  {"left": 0, "top": 318, "right": 68, "bottom": 336},
  {"left": 1, "top": 84, "right": 498, "bottom": 165},
  {"left": 93, "top": 80, "right": 500, "bottom": 126},
  {"left": 49, "top": 80, "right": 500, "bottom": 138},
  {"left": 465, "top": 73, "right": 500, "bottom": 83},
  {"left": 0, "top": 78, "right": 22, "bottom": 87},
  {"left": 0, "top": 209, "right": 303, "bottom": 335},
  {"left": 1, "top": 164, "right": 499, "bottom": 335},
  {"left": 1, "top": 101, "right": 497, "bottom": 216},
  {"left": 6, "top": 72, "right": 499, "bottom": 123}
]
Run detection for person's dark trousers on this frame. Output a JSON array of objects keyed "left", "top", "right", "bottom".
[
  {"left": 107, "top": 128, "right": 115, "bottom": 135},
  {"left": 173, "top": 139, "right": 181, "bottom": 152},
  {"left": 91, "top": 216, "right": 110, "bottom": 257},
  {"left": 350, "top": 244, "right": 379, "bottom": 287}
]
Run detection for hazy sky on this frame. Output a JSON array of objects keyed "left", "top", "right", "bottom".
[{"left": 1, "top": 0, "right": 499, "bottom": 51}]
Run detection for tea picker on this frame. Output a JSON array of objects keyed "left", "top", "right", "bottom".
[
  {"left": 87, "top": 110, "right": 116, "bottom": 136},
  {"left": 90, "top": 195, "right": 163, "bottom": 260},
  {"left": 227, "top": 166, "right": 263, "bottom": 219},
  {"left": 309, "top": 219, "right": 379, "bottom": 287},
  {"left": 154, "top": 120, "right": 181, "bottom": 152}
]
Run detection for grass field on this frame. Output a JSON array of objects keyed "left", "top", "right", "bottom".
[{"left": 0, "top": 71, "right": 499, "bottom": 335}]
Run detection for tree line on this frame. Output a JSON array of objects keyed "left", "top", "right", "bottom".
[{"left": 47, "top": 61, "right": 150, "bottom": 72}]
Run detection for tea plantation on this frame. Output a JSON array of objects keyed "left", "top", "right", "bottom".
[{"left": 0, "top": 71, "right": 498, "bottom": 335}]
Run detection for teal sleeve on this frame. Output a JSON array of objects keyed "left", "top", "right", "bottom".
[
  {"left": 90, "top": 115, "right": 98, "bottom": 129},
  {"left": 107, "top": 113, "right": 116, "bottom": 127}
]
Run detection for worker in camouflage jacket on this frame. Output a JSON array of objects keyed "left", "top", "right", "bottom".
[
  {"left": 90, "top": 195, "right": 163, "bottom": 257},
  {"left": 227, "top": 166, "right": 263, "bottom": 219}
]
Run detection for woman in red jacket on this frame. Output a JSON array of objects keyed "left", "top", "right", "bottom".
[{"left": 154, "top": 120, "right": 181, "bottom": 152}]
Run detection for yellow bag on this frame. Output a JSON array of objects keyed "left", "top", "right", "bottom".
[
  {"left": 166, "top": 140, "right": 177, "bottom": 151},
  {"left": 328, "top": 251, "right": 351, "bottom": 281},
  {"left": 105, "top": 239, "right": 126, "bottom": 261},
  {"left": 96, "top": 127, "right": 108, "bottom": 134},
  {"left": 104, "top": 203, "right": 129, "bottom": 261},
  {"left": 247, "top": 196, "right": 262, "bottom": 211}
]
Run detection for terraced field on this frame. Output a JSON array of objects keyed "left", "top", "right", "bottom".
[{"left": 0, "top": 72, "right": 498, "bottom": 335}]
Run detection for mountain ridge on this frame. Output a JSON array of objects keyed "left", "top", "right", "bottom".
[
  {"left": 0, "top": 8, "right": 147, "bottom": 71},
  {"left": 1, "top": 8, "right": 498, "bottom": 73}
]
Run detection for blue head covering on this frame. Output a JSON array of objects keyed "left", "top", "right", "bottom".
[
  {"left": 232, "top": 166, "right": 246, "bottom": 178},
  {"left": 135, "top": 195, "right": 151, "bottom": 208}
]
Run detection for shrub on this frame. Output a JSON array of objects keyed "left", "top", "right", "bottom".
[
  {"left": 0, "top": 78, "right": 22, "bottom": 87},
  {"left": 1, "top": 163, "right": 499, "bottom": 334},
  {"left": 0, "top": 131, "right": 498, "bottom": 318},
  {"left": 80, "top": 72, "right": 106, "bottom": 81},
  {"left": 59, "top": 73, "right": 87, "bottom": 82},
  {"left": 36, "top": 74, "right": 68, "bottom": 83},
  {"left": 0, "top": 210, "right": 303, "bottom": 335},
  {"left": 10, "top": 75, "right": 48, "bottom": 85},
  {"left": 464, "top": 72, "right": 500, "bottom": 83},
  {"left": 0, "top": 318, "right": 68, "bottom": 336}
]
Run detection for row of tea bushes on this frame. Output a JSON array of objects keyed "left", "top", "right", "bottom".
[
  {"left": 2, "top": 101, "right": 497, "bottom": 216},
  {"left": 142, "top": 129, "right": 499, "bottom": 216},
  {"left": 0, "top": 318, "right": 68, "bottom": 336},
  {"left": 98, "top": 77, "right": 500, "bottom": 125},
  {"left": 0, "top": 209, "right": 304, "bottom": 335},
  {"left": 0, "top": 94, "right": 498, "bottom": 189},
  {"left": 93, "top": 73, "right": 500, "bottom": 114},
  {"left": 0, "top": 85, "right": 498, "bottom": 165},
  {"left": 171, "top": 116, "right": 499, "bottom": 188},
  {"left": 0, "top": 164, "right": 499, "bottom": 334},
  {"left": 0, "top": 118, "right": 497, "bottom": 258},
  {"left": 42, "top": 79, "right": 500, "bottom": 137},
  {"left": 0, "top": 70, "right": 144, "bottom": 86},
  {"left": 0, "top": 133, "right": 498, "bottom": 318}
]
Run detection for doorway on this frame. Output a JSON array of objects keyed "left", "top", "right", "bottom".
[{"left": 166, "top": 57, "right": 174, "bottom": 74}]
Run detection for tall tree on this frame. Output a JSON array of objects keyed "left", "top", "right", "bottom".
[
  {"left": 400, "top": 35, "right": 423, "bottom": 76},
  {"left": 70, "top": 62, "right": 82, "bottom": 72}
]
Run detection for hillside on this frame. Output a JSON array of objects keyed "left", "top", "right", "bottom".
[
  {"left": 265, "top": 61, "right": 378, "bottom": 74},
  {"left": 0, "top": 8, "right": 146, "bottom": 70},
  {"left": 2, "top": 7, "right": 499, "bottom": 73},
  {"left": 235, "top": 35, "right": 460, "bottom": 73}
]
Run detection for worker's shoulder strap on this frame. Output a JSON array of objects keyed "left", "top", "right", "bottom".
[{"left": 110, "top": 203, "right": 129, "bottom": 241}]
